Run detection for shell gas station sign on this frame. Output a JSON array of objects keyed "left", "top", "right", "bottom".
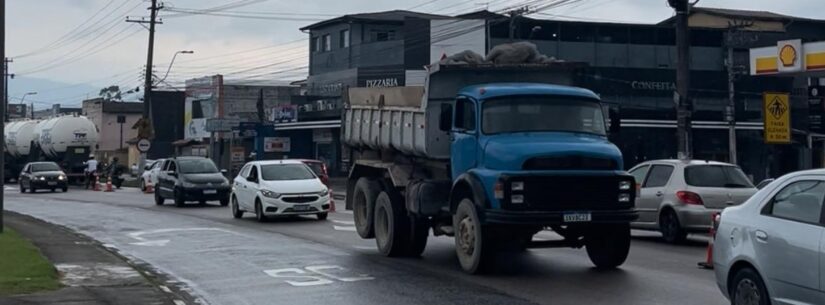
[{"left": 751, "top": 39, "right": 825, "bottom": 75}]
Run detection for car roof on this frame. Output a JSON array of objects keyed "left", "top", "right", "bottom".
[
  {"left": 635, "top": 159, "right": 737, "bottom": 167},
  {"left": 248, "top": 160, "right": 306, "bottom": 166},
  {"left": 28, "top": 161, "right": 58, "bottom": 165},
  {"left": 781, "top": 168, "right": 825, "bottom": 178}
]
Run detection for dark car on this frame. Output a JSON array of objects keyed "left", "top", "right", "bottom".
[
  {"left": 19, "top": 162, "right": 68, "bottom": 193},
  {"left": 154, "top": 157, "right": 231, "bottom": 207}
]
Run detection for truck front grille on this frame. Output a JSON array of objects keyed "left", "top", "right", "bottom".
[
  {"left": 523, "top": 156, "right": 617, "bottom": 171},
  {"left": 504, "top": 175, "right": 633, "bottom": 211}
]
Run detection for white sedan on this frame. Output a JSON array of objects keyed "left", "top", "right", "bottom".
[
  {"left": 230, "top": 160, "right": 330, "bottom": 222},
  {"left": 714, "top": 169, "right": 825, "bottom": 305},
  {"left": 140, "top": 159, "right": 164, "bottom": 191}
]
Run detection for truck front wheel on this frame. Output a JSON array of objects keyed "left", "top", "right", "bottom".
[
  {"left": 454, "top": 199, "right": 489, "bottom": 274},
  {"left": 353, "top": 178, "right": 381, "bottom": 239},
  {"left": 374, "top": 191, "right": 410, "bottom": 257},
  {"left": 585, "top": 223, "right": 631, "bottom": 269}
]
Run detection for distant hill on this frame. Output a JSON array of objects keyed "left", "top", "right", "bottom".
[{"left": 7, "top": 77, "right": 101, "bottom": 110}]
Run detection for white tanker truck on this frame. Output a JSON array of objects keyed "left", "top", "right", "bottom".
[{"left": 4, "top": 115, "right": 99, "bottom": 183}]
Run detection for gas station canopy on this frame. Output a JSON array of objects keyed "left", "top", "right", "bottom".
[{"left": 750, "top": 39, "right": 825, "bottom": 76}]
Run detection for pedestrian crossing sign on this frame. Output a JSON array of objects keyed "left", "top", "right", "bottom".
[{"left": 763, "top": 92, "right": 791, "bottom": 144}]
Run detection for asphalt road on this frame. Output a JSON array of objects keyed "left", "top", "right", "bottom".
[{"left": 4, "top": 186, "right": 728, "bottom": 305}]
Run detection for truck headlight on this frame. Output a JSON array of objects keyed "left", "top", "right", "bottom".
[
  {"left": 512, "top": 181, "right": 524, "bottom": 191},
  {"left": 619, "top": 181, "right": 632, "bottom": 190},
  {"left": 618, "top": 193, "right": 631, "bottom": 203},
  {"left": 261, "top": 190, "right": 281, "bottom": 199},
  {"left": 511, "top": 194, "right": 524, "bottom": 204}
]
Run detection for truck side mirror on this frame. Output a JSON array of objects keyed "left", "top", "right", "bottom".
[
  {"left": 439, "top": 104, "right": 453, "bottom": 132},
  {"left": 609, "top": 108, "right": 621, "bottom": 134}
]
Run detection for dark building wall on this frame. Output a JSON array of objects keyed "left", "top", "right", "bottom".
[{"left": 149, "top": 90, "right": 185, "bottom": 159}]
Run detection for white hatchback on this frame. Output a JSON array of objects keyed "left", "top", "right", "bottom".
[
  {"left": 714, "top": 169, "right": 825, "bottom": 305},
  {"left": 230, "top": 160, "right": 331, "bottom": 222},
  {"left": 140, "top": 159, "right": 164, "bottom": 191}
]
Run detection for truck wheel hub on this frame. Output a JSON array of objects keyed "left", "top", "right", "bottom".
[{"left": 458, "top": 216, "right": 475, "bottom": 255}]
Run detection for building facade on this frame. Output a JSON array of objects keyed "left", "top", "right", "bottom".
[{"left": 82, "top": 99, "right": 143, "bottom": 162}]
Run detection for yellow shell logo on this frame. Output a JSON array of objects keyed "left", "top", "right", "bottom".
[{"left": 780, "top": 44, "right": 797, "bottom": 67}]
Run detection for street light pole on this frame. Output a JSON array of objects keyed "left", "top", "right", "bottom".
[
  {"left": 20, "top": 92, "right": 36, "bottom": 119},
  {"left": 1, "top": 0, "right": 5, "bottom": 233},
  {"left": 157, "top": 50, "right": 193, "bottom": 85}
]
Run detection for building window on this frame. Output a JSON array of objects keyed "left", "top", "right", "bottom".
[
  {"left": 340, "top": 29, "right": 350, "bottom": 48},
  {"left": 370, "top": 30, "right": 396, "bottom": 42},
  {"left": 323, "top": 34, "right": 331, "bottom": 51},
  {"left": 312, "top": 36, "right": 320, "bottom": 52}
]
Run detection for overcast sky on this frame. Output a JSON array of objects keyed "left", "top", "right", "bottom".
[{"left": 6, "top": 0, "right": 824, "bottom": 108}]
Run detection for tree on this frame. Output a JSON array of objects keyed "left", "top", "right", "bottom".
[{"left": 99, "top": 85, "right": 122, "bottom": 102}]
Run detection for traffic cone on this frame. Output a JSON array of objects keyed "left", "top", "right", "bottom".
[
  {"left": 329, "top": 189, "right": 336, "bottom": 212},
  {"left": 104, "top": 177, "right": 114, "bottom": 192},
  {"left": 144, "top": 180, "right": 154, "bottom": 194},
  {"left": 93, "top": 174, "right": 100, "bottom": 191},
  {"left": 698, "top": 213, "right": 719, "bottom": 269}
]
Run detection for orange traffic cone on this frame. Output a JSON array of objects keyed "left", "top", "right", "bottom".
[
  {"left": 144, "top": 180, "right": 154, "bottom": 194},
  {"left": 698, "top": 213, "right": 719, "bottom": 269},
  {"left": 104, "top": 177, "right": 114, "bottom": 192},
  {"left": 329, "top": 189, "right": 336, "bottom": 212},
  {"left": 93, "top": 174, "right": 100, "bottom": 191}
]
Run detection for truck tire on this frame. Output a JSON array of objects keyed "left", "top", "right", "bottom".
[
  {"left": 374, "top": 191, "right": 411, "bottom": 257},
  {"left": 454, "top": 198, "right": 490, "bottom": 274},
  {"left": 585, "top": 223, "right": 631, "bottom": 269},
  {"left": 406, "top": 216, "right": 429, "bottom": 257},
  {"left": 353, "top": 178, "right": 381, "bottom": 239}
]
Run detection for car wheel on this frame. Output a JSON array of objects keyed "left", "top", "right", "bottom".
[
  {"left": 255, "top": 199, "right": 267, "bottom": 222},
  {"left": 174, "top": 190, "right": 185, "bottom": 207},
  {"left": 585, "top": 223, "right": 631, "bottom": 269},
  {"left": 731, "top": 268, "right": 770, "bottom": 305},
  {"left": 231, "top": 196, "right": 243, "bottom": 219},
  {"left": 353, "top": 178, "right": 382, "bottom": 239},
  {"left": 154, "top": 191, "right": 164, "bottom": 205},
  {"left": 454, "top": 198, "right": 490, "bottom": 274},
  {"left": 219, "top": 197, "right": 229, "bottom": 207},
  {"left": 19, "top": 183, "right": 25, "bottom": 193},
  {"left": 316, "top": 212, "right": 328, "bottom": 220},
  {"left": 660, "top": 209, "right": 688, "bottom": 243},
  {"left": 140, "top": 179, "right": 146, "bottom": 192}
]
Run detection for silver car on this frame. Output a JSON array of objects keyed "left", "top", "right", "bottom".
[
  {"left": 714, "top": 169, "right": 825, "bottom": 305},
  {"left": 628, "top": 160, "right": 757, "bottom": 243}
]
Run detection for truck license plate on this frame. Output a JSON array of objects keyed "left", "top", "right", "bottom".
[
  {"left": 293, "top": 205, "right": 310, "bottom": 211},
  {"left": 563, "top": 212, "right": 591, "bottom": 223},
  {"left": 203, "top": 189, "right": 217, "bottom": 195}
]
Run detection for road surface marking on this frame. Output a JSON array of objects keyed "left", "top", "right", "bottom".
[
  {"left": 331, "top": 219, "right": 355, "bottom": 225},
  {"left": 264, "top": 265, "right": 373, "bottom": 287},
  {"left": 173, "top": 300, "right": 186, "bottom": 305},
  {"left": 128, "top": 228, "right": 243, "bottom": 246},
  {"left": 337, "top": 210, "right": 353, "bottom": 215},
  {"left": 333, "top": 225, "right": 357, "bottom": 232},
  {"left": 159, "top": 285, "right": 172, "bottom": 293}
]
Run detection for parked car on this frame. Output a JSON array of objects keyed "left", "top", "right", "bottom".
[
  {"left": 628, "top": 160, "right": 757, "bottom": 243},
  {"left": 19, "top": 162, "right": 68, "bottom": 193},
  {"left": 154, "top": 157, "right": 231, "bottom": 207},
  {"left": 140, "top": 159, "right": 165, "bottom": 191},
  {"left": 230, "top": 160, "right": 331, "bottom": 222},
  {"left": 714, "top": 169, "right": 825, "bottom": 305},
  {"left": 299, "top": 159, "right": 329, "bottom": 186}
]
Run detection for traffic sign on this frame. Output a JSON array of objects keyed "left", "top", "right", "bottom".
[
  {"left": 763, "top": 92, "right": 791, "bottom": 144},
  {"left": 137, "top": 138, "right": 151, "bottom": 152}
]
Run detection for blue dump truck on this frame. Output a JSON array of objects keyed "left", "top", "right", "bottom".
[{"left": 343, "top": 62, "right": 637, "bottom": 274}]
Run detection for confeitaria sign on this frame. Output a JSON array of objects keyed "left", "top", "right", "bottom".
[{"left": 630, "top": 81, "right": 677, "bottom": 91}]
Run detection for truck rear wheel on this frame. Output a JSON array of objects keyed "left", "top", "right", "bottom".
[
  {"left": 374, "top": 191, "right": 410, "bottom": 257},
  {"left": 585, "top": 223, "right": 631, "bottom": 269},
  {"left": 454, "top": 198, "right": 490, "bottom": 274},
  {"left": 353, "top": 178, "right": 381, "bottom": 239},
  {"left": 406, "top": 216, "right": 429, "bottom": 257}
]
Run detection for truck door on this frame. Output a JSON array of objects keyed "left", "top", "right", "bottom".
[{"left": 451, "top": 96, "right": 479, "bottom": 179}]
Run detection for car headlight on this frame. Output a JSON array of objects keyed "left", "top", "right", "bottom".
[
  {"left": 261, "top": 189, "right": 281, "bottom": 199},
  {"left": 317, "top": 188, "right": 329, "bottom": 197},
  {"left": 58, "top": 175, "right": 66, "bottom": 181},
  {"left": 181, "top": 181, "right": 196, "bottom": 188},
  {"left": 39, "top": 176, "right": 46, "bottom": 181}
]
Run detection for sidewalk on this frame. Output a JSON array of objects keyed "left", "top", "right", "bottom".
[{"left": 0, "top": 213, "right": 176, "bottom": 305}]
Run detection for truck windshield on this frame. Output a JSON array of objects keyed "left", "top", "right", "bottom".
[{"left": 482, "top": 96, "right": 606, "bottom": 136}]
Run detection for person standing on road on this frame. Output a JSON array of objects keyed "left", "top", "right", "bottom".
[{"left": 84, "top": 156, "right": 98, "bottom": 189}]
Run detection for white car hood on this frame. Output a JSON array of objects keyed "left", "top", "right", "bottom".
[{"left": 259, "top": 179, "right": 325, "bottom": 194}]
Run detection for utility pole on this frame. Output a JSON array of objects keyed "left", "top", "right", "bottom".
[
  {"left": 3, "top": 58, "right": 12, "bottom": 122},
  {"left": 726, "top": 46, "right": 737, "bottom": 164},
  {"left": 669, "top": 0, "right": 692, "bottom": 160},
  {"left": 507, "top": 6, "right": 528, "bottom": 41},
  {"left": 127, "top": 0, "right": 162, "bottom": 175},
  {"left": 1, "top": 0, "right": 7, "bottom": 233}
]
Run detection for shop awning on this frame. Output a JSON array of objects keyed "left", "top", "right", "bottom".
[{"left": 274, "top": 120, "right": 341, "bottom": 131}]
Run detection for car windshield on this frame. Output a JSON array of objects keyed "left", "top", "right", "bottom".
[
  {"left": 178, "top": 159, "right": 219, "bottom": 174},
  {"left": 482, "top": 96, "right": 606, "bottom": 135},
  {"left": 261, "top": 164, "right": 316, "bottom": 181},
  {"left": 31, "top": 163, "right": 60, "bottom": 172},
  {"left": 684, "top": 165, "right": 754, "bottom": 188}
]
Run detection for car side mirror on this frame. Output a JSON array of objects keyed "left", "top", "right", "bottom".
[{"left": 439, "top": 103, "right": 453, "bottom": 132}]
